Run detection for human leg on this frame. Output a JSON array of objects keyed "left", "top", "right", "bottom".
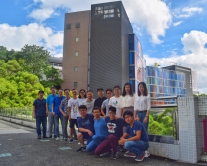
[
  {"left": 137, "top": 111, "right": 149, "bottom": 132},
  {"left": 36, "top": 116, "right": 41, "bottom": 138},
  {"left": 54, "top": 114, "right": 60, "bottom": 138},
  {"left": 124, "top": 140, "right": 149, "bottom": 155},
  {"left": 95, "top": 140, "right": 111, "bottom": 155},
  {"left": 42, "top": 116, "right": 47, "bottom": 137},
  {"left": 108, "top": 134, "right": 118, "bottom": 154},
  {"left": 48, "top": 112, "right": 53, "bottom": 136}
]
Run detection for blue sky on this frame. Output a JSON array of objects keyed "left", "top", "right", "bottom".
[{"left": 0, "top": 0, "right": 207, "bottom": 93}]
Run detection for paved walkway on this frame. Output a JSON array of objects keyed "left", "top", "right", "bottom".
[{"left": 0, "top": 120, "right": 201, "bottom": 166}]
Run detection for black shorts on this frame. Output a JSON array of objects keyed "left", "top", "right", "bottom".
[{"left": 69, "top": 119, "right": 77, "bottom": 128}]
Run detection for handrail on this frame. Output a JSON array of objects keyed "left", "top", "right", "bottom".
[
  {"left": 151, "top": 104, "right": 177, "bottom": 108},
  {"left": 151, "top": 96, "right": 178, "bottom": 100}
]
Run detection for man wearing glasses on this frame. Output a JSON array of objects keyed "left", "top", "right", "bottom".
[{"left": 101, "top": 89, "right": 113, "bottom": 117}]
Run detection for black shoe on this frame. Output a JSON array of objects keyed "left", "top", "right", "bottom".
[
  {"left": 49, "top": 135, "right": 52, "bottom": 138},
  {"left": 37, "top": 135, "right": 41, "bottom": 139},
  {"left": 69, "top": 139, "right": 73, "bottom": 143},
  {"left": 119, "top": 146, "right": 127, "bottom": 152},
  {"left": 43, "top": 136, "right": 48, "bottom": 138},
  {"left": 77, "top": 146, "right": 86, "bottom": 152},
  {"left": 74, "top": 137, "right": 78, "bottom": 141},
  {"left": 111, "top": 153, "right": 119, "bottom": 159}
]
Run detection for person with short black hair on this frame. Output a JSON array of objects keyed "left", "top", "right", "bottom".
[
  {"left": 109, "top": 85, "right": 121, "bottom": 117},
  {"left": 119, "top": 110, "right": 149, "bottom": 162},
  {"left": 94, "top": 88, "right": 107, "bottom": 116},
  {"left": 86, "top": 107, "right": 108, "bottom": 152},
  {"left": 101, "top": 89, "right": 113, "bottom": 117},
  {"left": 68, "top": 89, "right": 78, "bottom": 143},
  {"left": 95, "top": 106, "right": 127, "bottom": 159},
  {"left": 76, "top": 105, "right": 94, "bottom": 152},
  {"left": 33, "top": 90, "right": 47, "bottom": 139},
  {"left": 82, "top": 90, "right": 95, "bottom": 114}
]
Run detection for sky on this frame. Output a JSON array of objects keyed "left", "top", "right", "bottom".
[{"left": 0, "top": 0, "right": 207, "bottom": 93}]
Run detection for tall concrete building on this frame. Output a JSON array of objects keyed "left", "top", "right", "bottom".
[{"left": 62, "top": 1, "right": 134, "bottom": 94}]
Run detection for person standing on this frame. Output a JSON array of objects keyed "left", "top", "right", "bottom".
[
  {"left": 59, "top": 89, "right": 70, "bottom": 141},
  {"left": 82, "top": 90, "right": 95, "bottom": 114},
  {"left": 134, "top": 81, "right": 151, "bottom": 157},
  {"left": 94, "top": 88, "right": 107, "bottom": 116},
  {"left": 108, "top": 86, "right": 121, "bottom": 117},
  {"left": 119, "top": 83, "right": 135, "bottom": 117},
  {"left": 101, "top": 89, "right": 113, "bottom": 117},
  {"left": 46, "top": 86, "right": 57, "bottom": 138},
  {"left": 52, "top": 89, "right": 65, "bottom": 140},
  {"left": 77, "top": 89, "right": 87, "bottom": 118},
  {"left": 68, "top": 89, "right": 79, "bottom": 143},
  {"left": 33, "top": 90, "right": 47, "bottom": 139}
]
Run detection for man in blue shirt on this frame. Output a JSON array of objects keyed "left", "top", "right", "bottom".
[
  {"left": 33, "top": 90, "right": 47, "bottom": 139},
  {"left": 86, "top": 106, "right": 108, "bottom": 152},
  {"left": 46, "top": 86, "right": 57, "bottom": 138},
  {"left": 52, "top": 89, "right": 65, "bottom": 140},
  {"left": 119, "top": 110, "right": 149, "bottom": 162},
  {"left": 77, "top": 105, "right": 95, "bottom": 152}
]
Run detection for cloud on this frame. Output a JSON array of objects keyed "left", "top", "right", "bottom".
[
  {"left": 174, "top": 7, "right": 203, "bottom": 18},
  {"left": 29, "top": 0, "right": 172, "bottom": 44},
  {"left": 144, "top": 30, "right": 207, "bottom": 94},
  {"left": 173, "top": 21, "right": 183, "bottom": 26},
  {"left": 0, "top": 23, "right": 63, "bottom": 56}
]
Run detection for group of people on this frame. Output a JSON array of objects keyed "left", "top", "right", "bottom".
[{"left": 33, "top": 82, "right": 151, "bottom": 162}]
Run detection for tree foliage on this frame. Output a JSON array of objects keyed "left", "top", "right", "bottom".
[{"left": 0, "top": 60, "right": 50, "bottom": 108}]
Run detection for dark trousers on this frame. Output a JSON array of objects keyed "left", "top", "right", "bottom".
[
  {"left": 36, "top": 116, "right": 46, "bottom": 137},
  {"left": 95, "top": 134, "right": 118, "bottom": 155}
]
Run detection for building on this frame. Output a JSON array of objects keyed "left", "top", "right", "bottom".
[
  {"left": 191, "top": 70, "right": 199, "bottom": 95},
  {"left": 49, "top": 57, "right": 63, "bottom": 79},
  {"left": 62, "top": 1, "right": 136, "bottom": 95}
]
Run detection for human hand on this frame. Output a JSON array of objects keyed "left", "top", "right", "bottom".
[
  {"left": 52, "top": 112, "right": 55, "bottom": 116},
  {"left": 143, "top": 116, "right": 148, "bottom": 124},
  {"left": 135, "top": 117, "right": 140, "bottom": 121},
  {"left": 33, "top": 114, "right": 36, "bottom": 119},
  {"left": 87, "top": 130, "right": 93, "bottom": 136}
]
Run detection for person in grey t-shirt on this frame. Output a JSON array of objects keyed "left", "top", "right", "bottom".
[
  {"left": 82, "top": 90, "right": 95, "bottom": 114},
  {"left": 101, "top": 88, "right": 113, "bottom": 117}
]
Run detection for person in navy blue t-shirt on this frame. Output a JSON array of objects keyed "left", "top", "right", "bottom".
[
  {"left": 77, "top": 105, "right": 95, "bottom": 152},
  {"left": 119, "top": 110, "right": 149, "bottom": 162},
  {"left": 33, "top": 90, "right": 47, "bottom": 139},
  {"left": 86, "top": 106, "right": 108, "bottom": 152},
  {"left": 95, "top": 106, "right": 127, "bottom": 159},
  {"left": 52, "top": 89, "right": 65, "bottom": 140}
]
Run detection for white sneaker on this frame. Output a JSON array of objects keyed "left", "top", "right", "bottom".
[
  {"left": 144, "top": 150, "right": 150, "bottom": 157},
  {"left": 84, "top": 140, "right": 87, "bottom": 145},
  {"left": 56, "top": 137, "right": 60, "bottom": 141}
]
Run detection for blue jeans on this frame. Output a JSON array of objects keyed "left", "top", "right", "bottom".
[
  {"left": 48, "top": 112, "right": 55, "bottom": 136},
  {"left": 54, "top": 114, "right": 63, "bottom": 138},
  {"left": 62, "top": 115, "right": 69, "bottom": 138},
  {"left": 86, "top": 135, "right": 106, "bottom": 152},
  {"left": 137, "top": 111, "right": 149, "bottom": 132},
  {"left": 36, "top": 116, "right": 46, "bottom": 137},
  {"left": 124, "top": 140, "right": 149, "bottom": 155}
]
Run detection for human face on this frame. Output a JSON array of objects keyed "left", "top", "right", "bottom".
[
  {"left": 72, "top": 90, "right": 77, "bottom": 97},
  {"left": 97, "top": 90, "right": 104, "bottom": 98},
  {"left": 113, "top": 88, "right": 120, "bottom": 96},
  {"left": 64, "top": 90, "right": 70, "bottom": 98},
  {"left": 106, "top": 90, "right": 112, "bottom": 99},
  {"left": 108, "top": 110, "right": 116, "bottom": 120},
  {"left": 138, "top": 84, "right": 144, "bottom": 95},
  {"left": 87, "top": 92, "right": 93, "bottom": 100},
  {"left": 58, "top": 90, "right": 63, "bottom": 97},
  {"left": 124, "top": 115, "right": 133, "bottom": 124},
  {"left": 79, "top": 90, "right": 86, "bottom": 98},
  {"left": 93, "top": 109, "right": 101, "bottom": 118},
  {"left": 79, "top": 108, "right": 87, "bottom": 117},
  {"left": 38, "top": 92, "right": 44, "bottom": 99},
  {"left": 51, "top": 88, "right": 56, "bottom": 95},
  {"left": 125, "top": 85, "right": 130, "bottom": 94}
]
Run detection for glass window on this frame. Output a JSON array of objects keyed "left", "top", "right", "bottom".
[
  {"left": 75, "top": 37, "right": 79, "bottom": 42},
  {"left": 75, "top": 52, "right": 78, "bottom": 57},
  {"left": 76, "top": 22, "right": 80, "bottom": 28},
  {"left": 66, "top": 23, "right": 71, "bottom": 29},
  {"left": 129, "top": 66, "right": 135, "bottom": 78},
  {"left": 129, "top": 52, "right": 134, "bottom": 65},
  {"left": 74, "top": 66, "right": 78, "bottom": 72},
  {"left": 74, "top": 82, "right": 78, "bottom": 88}
]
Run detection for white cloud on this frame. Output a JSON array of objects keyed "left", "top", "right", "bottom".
[
  {"left": 0, "top": 23, "right": 63, "bottom": 56},
  {"left": 144, "top": 30, "right": 207, "bottom": 94},
  {"left": 174, "top": 7, "right": 203, "bottom": 18},
  {"left": 173, "top": 21, "right": 183, "bottom": 26},
  {"left": 29, "top": 0, "right": 172, "bottom": 44}
]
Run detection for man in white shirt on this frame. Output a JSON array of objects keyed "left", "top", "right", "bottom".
[
  {"left": 82, "top": 90, "right": 95, "bottom": 114},
  {"left": 109, "top": 86, "right": 121, "bottom": 117}
]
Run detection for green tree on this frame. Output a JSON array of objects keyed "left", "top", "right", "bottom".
[{"left": 0, "top": 46, "right": 16, "bottom": 62}]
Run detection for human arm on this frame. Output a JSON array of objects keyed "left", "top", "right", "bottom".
[
  {"left": 78, "top": 128, "right": 93, "bottom": 136},
  {"left": 143, "top": 96, "right": 151, "bottom": 124},
  {"left": 68, "top": 107, "right": 71, "bottom": 120},
  {"left": 120, "top": 108, "right": 123, "bottom": 118},
  {"left": 119, "top": 130, "right": 141, "bottom": 145},
  {"left": 33, "top": 106, "right": 36, "bottom": 119},
  {"left": 52, "top": 104, "right": 55, "bottom": 116},
  {"left": 59, "top": 100, "right": 67, "bottom": 117}
]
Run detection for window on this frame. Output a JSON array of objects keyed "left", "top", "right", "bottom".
[
  {"left": 66, "top": 23, "right": 71, "bottom": 29},
  {"left": 75, "top": 51, "right": 79, "bottom": 57},
  {"left": 76, "top": 22, "right": 80, "bottom": 28},
  {"left": 74, "top": 66, "right": 78, "bottom": 72},
  {"left": 75, "top": 37, "right": 79, "bottom": 42},
  {"left": 74, "top": 82, "right": 78, "bottom": 88}
]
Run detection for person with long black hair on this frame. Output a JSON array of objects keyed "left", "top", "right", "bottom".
[
  {"left": 134, "top": 81, "right": 151, "bottom": 157},
  {"left": 77, "top": 89, "right": 87, "bottom": 118},
  {"left": 119, "top": 83, "right": 135, "bottom": 117}
]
